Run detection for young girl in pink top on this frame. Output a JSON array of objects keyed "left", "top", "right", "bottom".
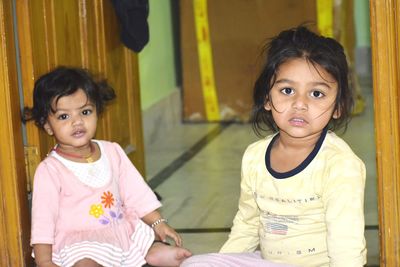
[{"left": 24, "top": 67, "right": 191, "bottom": 267}]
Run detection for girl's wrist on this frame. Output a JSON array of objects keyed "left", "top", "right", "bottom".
[{"left": 150, "top": 218, "right": 168, "bottom": 228}]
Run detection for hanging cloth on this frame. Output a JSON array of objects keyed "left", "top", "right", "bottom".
[{"left": 111, "top": 0, "right": 150, "bottom": 52}]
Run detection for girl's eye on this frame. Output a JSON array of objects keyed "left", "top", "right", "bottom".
[
  {"left": 82, "top": 109, "right": 93, "bottom": 115},
  {"left": 280, "top": 87, "right": 294, "bottom": 95},
  {"left": 57, "top": 114, "right": 69, "bottom": 120},
  {"left": 311, "top": 90, "right": 325, "bottom": 98}
]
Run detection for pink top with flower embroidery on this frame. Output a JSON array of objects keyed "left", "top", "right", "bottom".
[{"left": 30, "top": 140, "right": 161, "bottom": 264}]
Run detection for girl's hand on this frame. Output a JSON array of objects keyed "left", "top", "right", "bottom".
[
  {"left": 142, "top": 210, "right": 183, "bottom": 246},
  {"left": 153, "top": 222, "right": 183, "bottom": 247}
]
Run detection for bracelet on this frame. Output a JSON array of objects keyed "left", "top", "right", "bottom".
[{"left": 151, "top": 218, "right": 168, "bottom": 228}]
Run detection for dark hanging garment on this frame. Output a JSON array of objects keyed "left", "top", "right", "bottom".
[{"left": 111, "top": 0, "right": 150, "bottom": 52}]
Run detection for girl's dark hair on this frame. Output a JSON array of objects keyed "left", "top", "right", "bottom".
[
  {"left": 251, "top": 26, "right": 353, "bottom": 136},
  {"left": 23, "top": 66, "right": 116, "bottom": 129}
]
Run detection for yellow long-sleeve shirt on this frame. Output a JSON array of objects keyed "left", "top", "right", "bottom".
[{"left": 221, "top": 130, "right": 367, "bottom": 267}]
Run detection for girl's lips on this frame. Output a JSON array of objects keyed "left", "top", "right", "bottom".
[
  {"left": 72, "top": 130, "right": 86, "bottom": 137},
  {"left": 289, "top": 117, "right": 307, "bottom": 126}
]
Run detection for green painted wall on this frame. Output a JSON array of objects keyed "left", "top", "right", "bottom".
[
  {"left": 139, "top": 0, "right": 177, "bottom": 110},
  {"left": 354, "top": 0, "right": 370, "bottom": 47}
]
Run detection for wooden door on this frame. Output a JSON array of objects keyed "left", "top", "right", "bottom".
[
  {"left": 0, "top": 0, "right": 145, "bottom": 265},
  {"left": 370, "top": 1, "right": 400, "bottom": 265}
]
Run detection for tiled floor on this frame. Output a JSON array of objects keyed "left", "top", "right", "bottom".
[{"left": 144, "top": 80, "right": 379, "bottom": 266}]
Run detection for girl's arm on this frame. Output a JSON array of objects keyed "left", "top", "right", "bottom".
[
  {"left": 324, "top": 156, "right": 367, "bottom": 266},
  {"left": 31, "top": 162, "right": 60, "bottom": 266},
  {"left": 113, "top": 143, "right": 181, "bottom": 245},
  {"left": 141, "top": 209, "right": 163, "bottom": 225},
  {"left": 220, "top": 148, "right": 261, "bottom": 253},
  {"left": 33, "top": 244, "right": 59, "bottom": 267},
  {"left": 114, "top": 142, "right": 162, "bottom": 217},
  {"left": 220, "top": 179, "right": 260, "bottom": 253}
]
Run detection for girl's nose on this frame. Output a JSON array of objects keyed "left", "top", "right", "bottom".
[
  {"left": 292, "top": 94, "right": 308, "bottom": 111},
  {"left": 72, "top": 115, "right": 84, "bottom": 126}
]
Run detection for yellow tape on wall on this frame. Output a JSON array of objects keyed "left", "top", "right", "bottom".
[
  {"left": 193, "top": 0, "right": 220, "bottom": 121},
  {"left": 316, "top": 0, "right": 333, "bottom": 37}
]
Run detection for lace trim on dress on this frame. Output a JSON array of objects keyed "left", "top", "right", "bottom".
[
  {"left": 52, "top": 220, "right": 154, "bottom": 267},
  {"left": 51, "top": 140, "right": 110, "bottom": 188}
]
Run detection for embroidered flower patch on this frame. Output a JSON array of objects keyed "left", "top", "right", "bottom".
[
  {"left": 101, "top": 191, "right": 115, "bottom": 208},
  {"left": 89, "top": 204, "right": 104, "bottom": 218},
  {"left": 89, "top": 191, "right": 123, "bottom": 225}
]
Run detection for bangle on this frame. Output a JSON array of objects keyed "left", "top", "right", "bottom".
[{"left": 151, "top": 218, "right": 167, "bottom": 228}]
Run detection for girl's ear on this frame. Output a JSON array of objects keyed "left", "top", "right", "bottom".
[
  {"left": 333, "top": 108, "right": 341, "bottom": 119},
  {"left": 264, "top": 98, "right": 272, "bottom": 111},
  {"left": 43, "top": 122, "right": 54, "bottom": 136}
]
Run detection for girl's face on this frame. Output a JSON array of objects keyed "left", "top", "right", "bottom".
[
  {"left": 264, "top": 58, "right": 340, "bottom": 140},
  {"left": 43, "top": 89, "right": 98, "bottom": 151}
]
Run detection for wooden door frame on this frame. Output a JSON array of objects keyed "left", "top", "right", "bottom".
[
  {"left": 370, "top": 1, "right": 400, "bottom": 266},
  {"left": 0, "top": 1, "right": 32, "bottom": 266}
]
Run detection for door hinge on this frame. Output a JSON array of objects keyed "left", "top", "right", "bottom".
[{"left": 24, "top": 146, "right": 40, "bottom": 192}]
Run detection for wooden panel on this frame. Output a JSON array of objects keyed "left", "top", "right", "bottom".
[
  {"left": 103, "top": 0, "right": 144, "bottom": 170},
  {"left": 18, "top": 0, "right": 54, "bottom": 158},
  {"left": 0, "top": 1, "right": 33, "bottom": 265},
  {"left": 83, "top": 0, "right": 145, "bottom": 173},
  {"left": 370, "top": 1, "right": 400, "bottom": 266},
  {"left": 52, "top": 1, "right": 82, "bottom": 65},
  {"left": 121, "top": 49, "right": 145, "bottom": 172},
  {"left": 17, "top": 0, "right": 43, "bottom": 159}
]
